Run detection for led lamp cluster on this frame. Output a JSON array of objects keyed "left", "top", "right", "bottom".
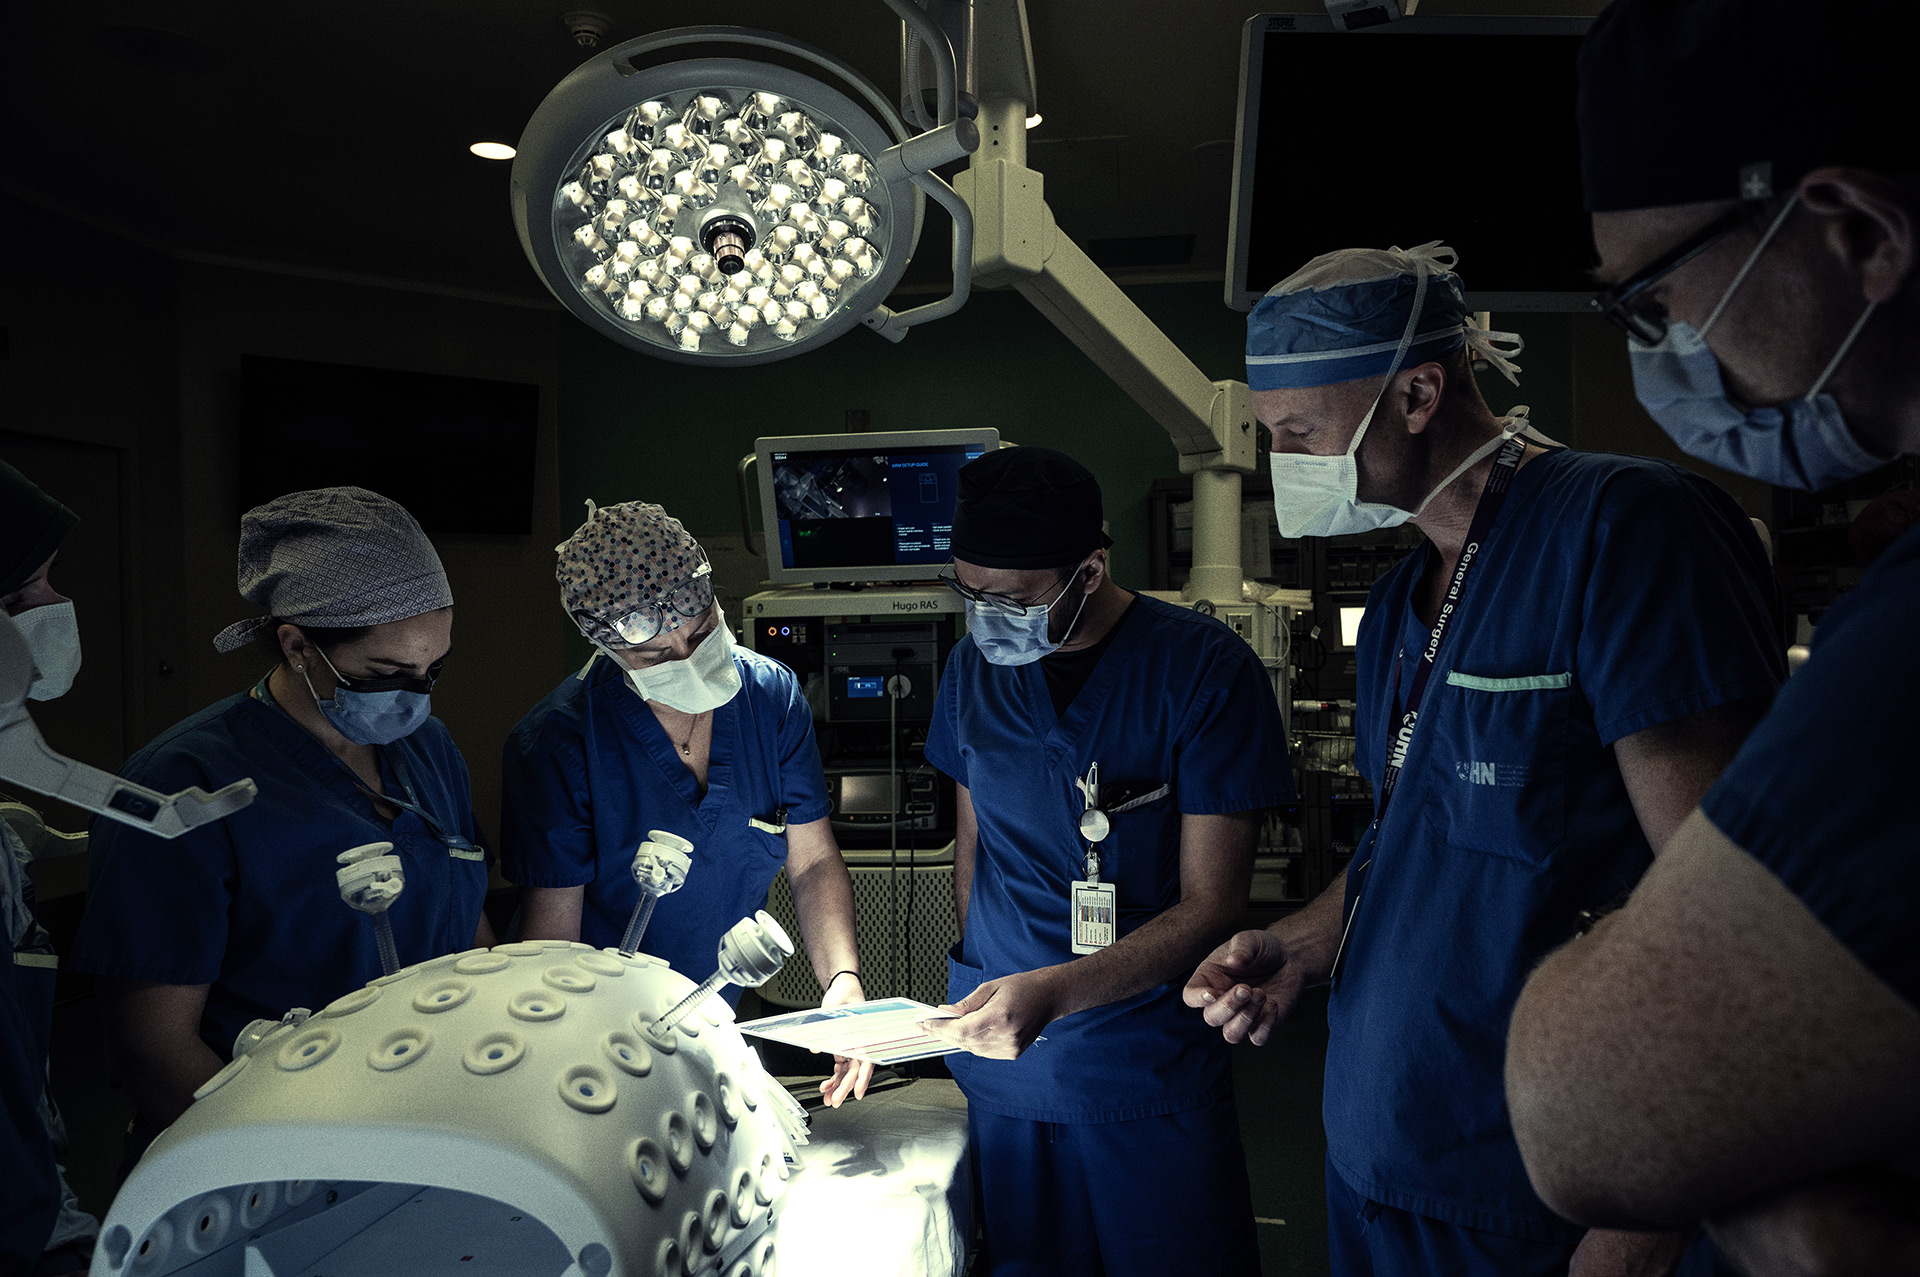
[{"left": 555, "top": 91, "right": 887, "bottom": 354}]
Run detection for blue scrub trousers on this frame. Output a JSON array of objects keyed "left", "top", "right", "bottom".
[
  {"left": 1326, "top": 1159, "right": 1738, "bottom": 1277},
  {"left": 970, "top": 1099, "right": 1261, "bottom": 1277}
]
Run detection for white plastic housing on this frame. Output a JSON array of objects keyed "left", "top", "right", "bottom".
[{"left": 92, "top": 941, "right": 794, "bottom": 1277}]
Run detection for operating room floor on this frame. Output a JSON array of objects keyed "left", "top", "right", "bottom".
[{"left": 47, "top": 985, "right": 1333, "bottom": 1277}]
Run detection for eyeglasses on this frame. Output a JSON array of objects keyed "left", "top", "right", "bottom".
[
  {"left": 318, "top": 646, "right": 445, "bottom": 696},
  {"left": 937, "top": 564, "right": 1074, "bottom": 617},
  {"left": 583, "top": 559, "right": 716, "bottom": 647},
  {"left": 1589, "top": 206, "right": 1748, "bottom": 346}
]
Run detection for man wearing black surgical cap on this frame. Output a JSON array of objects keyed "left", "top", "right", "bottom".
[
  {"left": 918, "top": 447, "right": 1292, "bottom": 1276},
  {"left": 1505, "top": 0, "right": 1920, "bottom": 1270}
]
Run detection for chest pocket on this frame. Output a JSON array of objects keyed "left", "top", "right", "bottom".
[{"left": 1422, "top": 671, "right": 1572, "bottom": 864}]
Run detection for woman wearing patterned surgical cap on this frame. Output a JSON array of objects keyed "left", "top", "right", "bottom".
[
  {"left": 69, "top": 487, "right": 492, "bottom": 1162},
  {"left": 501, "top": 501, "right": 872, "bottom": 1106}
]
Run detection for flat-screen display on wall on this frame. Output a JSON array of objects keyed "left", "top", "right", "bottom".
[
  {"left": 239, "top": 356, "right": 540, "bottom": 535},
  {"left": 1227, "top": 14, "right": 1595, "bottom": 312}
]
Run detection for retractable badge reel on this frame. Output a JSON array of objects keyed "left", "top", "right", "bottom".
[{"left": 1071, "top": 762, "right": 1117, "bottom": 954}]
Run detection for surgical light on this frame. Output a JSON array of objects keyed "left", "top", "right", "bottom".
[
  {"left": 469, "top": 140, "right": 517, "bottom": 160},
  {"left": 512, "top": 20, "right": 976, "bottom": 366}
]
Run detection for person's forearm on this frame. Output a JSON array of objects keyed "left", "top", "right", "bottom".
[
  {"left": 953, "top": 786, "right": 975, "bottom": 938},
  {"left": 1049, "top": 894, "right": 1243, "bottom": 1020},
  {"left": 518, "top": 885, "right": 584, "bottom": 942},
  {"left": 786, "top": 856, "right": 861, "bottom": 989},
  {"left": 1270, "top": 866, "right": 1347, "bottom": 980}
]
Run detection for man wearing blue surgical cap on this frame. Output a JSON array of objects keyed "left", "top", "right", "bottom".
[
  {"left": 1186, "top": 242, "right": 1783, "bottom": 1276},
  {"left": 1505, "top": 0, "right": 1920, "bottom": 1270}
]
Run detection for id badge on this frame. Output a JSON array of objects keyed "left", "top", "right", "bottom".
[{"left": 1070, "top": 879, "right": 1117, "bottom": 954}]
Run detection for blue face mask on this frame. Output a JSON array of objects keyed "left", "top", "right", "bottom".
[
  {"left": 965, "top": 564, "right": 1092, "bottom": 667},
  {"left": 1628, "top": 194, "right": 1886, "bottom": 492},
  {"left": 303, "top": 647, "right": 435, "bottom": 746}
]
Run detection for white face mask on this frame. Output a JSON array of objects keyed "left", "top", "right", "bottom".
[
  {"left": 1269, "top": 411, "right": 1523, "bottom": 538},
  {"left": 618, "top": 612, "right": 743, "bottom": 714},
  {"left": 14, "top": 601, "right": 81, "bottom": 701}
]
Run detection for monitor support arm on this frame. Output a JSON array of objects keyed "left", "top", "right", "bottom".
[{"left": 943, "top": 0, "right": 1259, "bottom": 604}]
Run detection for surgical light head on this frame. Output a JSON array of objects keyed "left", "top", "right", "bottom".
[{"left": 513, "top": 30, "right": 927, "bottom": 365}]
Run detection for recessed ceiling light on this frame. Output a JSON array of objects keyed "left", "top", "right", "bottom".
[
  {"left": 1025, "top": 113, "right": 1042, "bottom": 129},
  {"left": 470, "top": 141, "right": 517, "bottom": 160}
]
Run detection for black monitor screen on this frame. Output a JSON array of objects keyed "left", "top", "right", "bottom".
[
  {"left": 1233, "top": 18, "right": 1594, "bottom": 306},
  {"left": 239, "top": 356, "right": 540, "bottom": 535},
  {"left": 770, "top": 442, "right": 989, "bottom": 573}
]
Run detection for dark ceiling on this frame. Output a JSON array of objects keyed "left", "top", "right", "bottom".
[{"left": 0, "top": 0, "right": 1601, "bottom": 306}]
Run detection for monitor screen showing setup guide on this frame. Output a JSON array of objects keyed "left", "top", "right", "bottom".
[{"left": 755, "top": 429, "right": 999, "bottom": 585}]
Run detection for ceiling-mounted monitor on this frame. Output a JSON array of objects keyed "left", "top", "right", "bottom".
[
  {"left": 755, "top": 429, "right": 999, "bottom": 585},
  {"left": 1227, "top": 14, "right": 1595, "bottom": 313}
]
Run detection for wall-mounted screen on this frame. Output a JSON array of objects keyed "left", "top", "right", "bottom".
[
  {"left": 240, "top": 355, "right": 540, "bottom": 535},
  {"left": 755, "top": 429, "right": 999, "bottom": 584},
  {"left": 1227, "top": 14, "right": 1595, "bottom": 313}
]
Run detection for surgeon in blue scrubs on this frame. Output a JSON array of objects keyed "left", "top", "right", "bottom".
[
  {"left": 502, "top": 500, "right": 872, "bottom": 1106},
  {"left": 1186, "top": 245, "right": 1784, "bottom": 1275},
  {"left": 920, "top": 448, "right": 1292, "bottom": 1277},
  {"left": 1507, "top": 3, "right": 1920, "bottom": 1269},
  {"left": 70, "top": 488, "right": 491, "bottom": 1156}
]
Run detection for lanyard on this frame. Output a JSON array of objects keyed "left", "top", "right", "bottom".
[
  {"left": 252, "top": 673, "right": 482, "bottom": 861},
  {"left": 1329, "top": 431, "right": 1526, "bottom": 984}
]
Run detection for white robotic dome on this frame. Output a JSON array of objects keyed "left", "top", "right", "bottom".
[{"left": 94, "top": 942, "right": 797, "bottom": 1277}]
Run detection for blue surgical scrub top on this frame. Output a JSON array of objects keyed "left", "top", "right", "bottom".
[
  {"left": 499, "top": 647, "right": 830, "bottom": 991},
  {"left": 68, "top": 682, "right": 489, "bottom": 1059},
  {"left": 1703, "top": 520, "right": 1920, "bottom": 1009},
  {"left": 1330, "top": 449, "right": 1785, "bottom": 1239},
  {"left": 926, "top": 595, "right": 1294, "bottom": 1123}
]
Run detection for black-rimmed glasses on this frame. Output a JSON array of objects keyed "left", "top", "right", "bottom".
[
  {"left": 1589, "top": 206, "right": 1748, "bottom": 346},
  {"left": 937, "top": 567, "right": 1070, "bottom": 617}
]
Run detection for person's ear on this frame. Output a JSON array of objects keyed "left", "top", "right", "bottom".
[
  {"left": 1399, "top": 363, "right": 1447, "bottom": 436},
  {"left": 1081, "top": 551, "right": 1109, "bottom": 594},
  {"left": 1799, "top": 167, "right": 1917, "bottom": 306}
]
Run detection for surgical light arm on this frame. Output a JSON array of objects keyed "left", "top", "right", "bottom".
[
  {"left": 0, "top": 612, "right": 256, "bottom": 837},
  {"left": 923, "top": 0, "right": 1260, "bottom": 602}
]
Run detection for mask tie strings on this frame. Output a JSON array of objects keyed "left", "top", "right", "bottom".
[
  {"left": 1805, "top": 300, "right": 1878, "bottom": 403},
  {"left": 1700, "top": 193, "right": 1799, "bottom": 339}
]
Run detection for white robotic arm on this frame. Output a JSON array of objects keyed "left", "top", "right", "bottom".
[{"left": 0, "top": 611, "right": 255, "bottom": 838}]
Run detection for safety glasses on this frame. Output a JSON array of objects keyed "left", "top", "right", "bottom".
[
  {"left": 1589, "top": 206, "right": 1748, "bottom": 346},
  {"left": 317, "top": 646, "right": 445, "bottom": 695},
  {"left": 585, "top": 558, "right": 716, "bottom": 647}
]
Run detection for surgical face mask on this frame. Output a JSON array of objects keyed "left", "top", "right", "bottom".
[
  {"left": 1628, "top": 194, "right": 1886, "bottom": 491},
  {"left": 1269, "top": 410, "right": 1523, "bottom": 539},
  {"left": 965, "top": 564, "right": 1092, "bottom": 667},
  {"left": 621, "top": 613, "right": 742, "bottom": 714},
  {"left": 302, "top": 647, "right": 434, "bottom": 746},
  {"left": 15, "top": 601, "right": 81, "bottom": 701}
]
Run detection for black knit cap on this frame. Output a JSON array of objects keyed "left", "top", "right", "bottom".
[
  {"left": 1578, "top": 0, "right": 1917, "bottom": 212},
  {"left": 950, "top": 447, "right": 1111, "bottom": 571},
  {"left": 0, "top": 459, "right": 78, "bottom": 597}
]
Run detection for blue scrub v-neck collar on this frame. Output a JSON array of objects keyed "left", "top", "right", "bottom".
[
  {"left": 1020, "top": 595, "right": 1148, "bottom": 747},
  {"left": 601, "top": 653, "right": 739, "bottom": 828},
  {"left": 246, "top": 672, "right": 403, "bottom": 822}
]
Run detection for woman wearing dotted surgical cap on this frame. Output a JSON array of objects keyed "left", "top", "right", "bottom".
[
  {"left": 500, "top": 500, "right": 873, "bottom": 1107},
  {"left": 69, "top": 487, "right": 492, "bottom": 1162}
]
